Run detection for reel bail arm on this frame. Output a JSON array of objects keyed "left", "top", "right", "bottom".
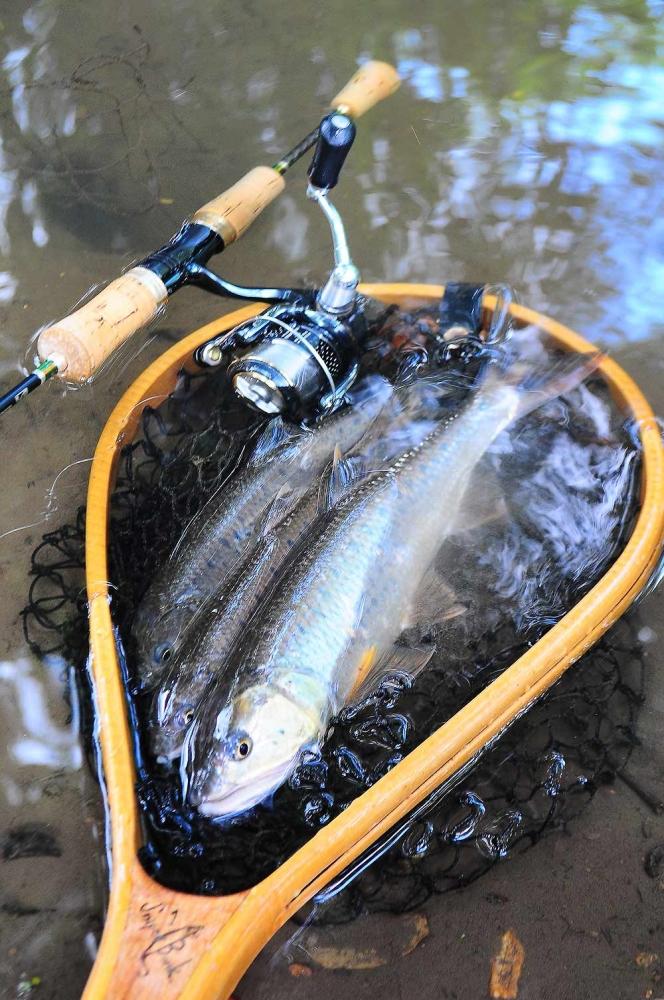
[{"left": 224, "top": 109, "right": 367, "bottom": 419}]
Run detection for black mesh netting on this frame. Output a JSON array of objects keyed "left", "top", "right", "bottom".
[{"left": 22, "top": 304, "right": 646, "bottom": 912}]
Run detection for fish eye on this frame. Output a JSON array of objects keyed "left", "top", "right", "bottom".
[
  {"left": 154, "top": 643, "right": 172, "bottom": 665},
  {"left": 177, "top": 707, "right": 195, "bottom": 728},
  {"left": 231, "top": 734, "right": 253, "bottom": 761}
]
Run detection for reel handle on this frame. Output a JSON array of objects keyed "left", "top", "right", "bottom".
[
  {"left": 330, "top": 60, "right": 401, "bottom": 119},
  {"left": 36, "top": 168, "right": 285, "bottom": 382},
  {"left": 308, "top": 113, "right": 356, "bottom": 190}
]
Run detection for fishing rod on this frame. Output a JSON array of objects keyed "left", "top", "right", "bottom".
[{"left": 0, "top": 61, "right": 400, "bottom": 416}]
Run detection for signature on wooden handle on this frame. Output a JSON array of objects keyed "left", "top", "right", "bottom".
[{"left": 139, "top": 901, "right": 205, "bottom": 980}]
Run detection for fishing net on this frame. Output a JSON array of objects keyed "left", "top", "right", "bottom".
[{"left": 22, "top": 303, "right": 645, "bottom": 912}]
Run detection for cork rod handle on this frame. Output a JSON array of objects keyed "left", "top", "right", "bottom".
[
  {"left": 37, "top": 267, "right": 168, "bottom": 383},
  {"left": 191, "top": 165, "right": 286, "bottom": 244},
  {"left": 331, "top": 60, "right": 401, "bottom": 119},
  {"left": 37, "top": 168, "right": 285, "bottom": 382}
]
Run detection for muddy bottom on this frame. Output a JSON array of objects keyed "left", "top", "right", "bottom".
[
  {"left": 0, "top": 0, "right": 663, "bottom": 997},
  {"left": 241, "top": 772, "right": 664, "bottom": 1000}
]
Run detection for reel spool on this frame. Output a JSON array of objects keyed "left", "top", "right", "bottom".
[{"left": 226, "top": 302, "right": 367, "bottom": 418}]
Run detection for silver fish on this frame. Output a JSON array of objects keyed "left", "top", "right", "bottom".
[
  {"left": 131, "top": 375, "right": 393, "bottom": 690},
  {"left": 151, "top": 396, "right": 439, "bottom": 760},
  {"left": 183, "top": 353, "right": 598, "bottom": 818},
  {"left": 149, "top": 488, "right": 319, "bottom": 760}
]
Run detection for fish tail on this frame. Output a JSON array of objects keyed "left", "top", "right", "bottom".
[
  {"left": 485, "top": 348, "right": 604, "bottom": 423},
  {"left": 516, "top": 350, "right": 604, "bottom": 421}
]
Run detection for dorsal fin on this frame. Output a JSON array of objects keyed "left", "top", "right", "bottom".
[
  {"left": 318, "top": 445, "right": 367, "bottom": 512},
  {"left": 258, "top": 483, "right": 295, "bottom": 537},
  {"left": 361, "top": 417, "right": 438, "bottom": 469},
  {"left": 407, "top": 565, "right": 467, "bottom": 630},
  {"left": 447, "top": 460, "right": 508, "bottom": 537},
  {"left": 248, "top": 416, "right": 292, "bottom": 465}
]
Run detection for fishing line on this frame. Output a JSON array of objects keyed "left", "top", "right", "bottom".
[{"left": 0, "top": 456, "right": 93, "bottom": 542}]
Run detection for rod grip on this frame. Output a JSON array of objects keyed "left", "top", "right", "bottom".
[
  {"left": 191, "top": 166, "right": 286, "bottom": 244},
  {"left": 37, "top": 266, "right": 168, "bottom": 382},
  {"left": 331, "top": 60, "right": 401, "bottom": 119}
]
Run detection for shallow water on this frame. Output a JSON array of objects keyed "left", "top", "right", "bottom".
[{"left": 0, "top": 2, "right": 662, "bottom": 998}]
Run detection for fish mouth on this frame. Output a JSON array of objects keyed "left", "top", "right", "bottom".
[
  {"left": 195, "top": 761, "right": 292, "bottom": 818},
  {"left": 154, "top": 744, "right": 183, "bottom": 765},
  {"left": 152, "top": 722, "right": 185, "bottom": 763}
]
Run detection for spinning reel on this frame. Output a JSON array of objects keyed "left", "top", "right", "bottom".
[{"left": 196, "top": 112, "right": 372, "bottom": 420}]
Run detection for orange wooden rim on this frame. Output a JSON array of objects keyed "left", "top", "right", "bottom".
[{"left": 83, "top": 285, "right": 664, "bottom": 999}]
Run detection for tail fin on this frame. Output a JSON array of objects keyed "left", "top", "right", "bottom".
[
  {"left": 518, "top": 350, "right": 604, "bottom": 421},
  {"left": 485, "top": 349, "right": 604, "bottom": 423}
]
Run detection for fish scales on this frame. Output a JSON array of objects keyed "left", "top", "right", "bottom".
[
  {"left": 151, "top": 379, "right": 448, "bottom": 758},
  {"left": 185, "top": 372, "right": 545, "bottom": 817},
  {"left": 234, "top": 396, "right": 507, "bottom": 710},
  {"left": 132, "top": 375, "right": 393, "bottom": 689}
]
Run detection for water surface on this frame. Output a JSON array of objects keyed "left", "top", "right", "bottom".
[{"left": 0, "top": 2, "right": 662, "bottom": 997}]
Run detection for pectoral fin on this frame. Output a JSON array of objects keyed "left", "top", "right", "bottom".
[{"left": 350, "top": 643, "right": 435, "bottom": 701}]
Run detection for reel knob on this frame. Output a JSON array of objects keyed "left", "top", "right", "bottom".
[{"left": 308, "top": 113, "right": 356, "bottom": 190}]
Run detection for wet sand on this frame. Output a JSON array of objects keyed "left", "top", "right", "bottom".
[{"left": 243, "top": 772, "right": 664, "bottom": 999}]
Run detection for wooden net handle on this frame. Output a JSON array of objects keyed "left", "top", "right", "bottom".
[
  {"left": 37, "top": 266, "right": 168, "bottom": 383},
  {"left": 331, "top": 60, "right": 401, "bottom": 118}
]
